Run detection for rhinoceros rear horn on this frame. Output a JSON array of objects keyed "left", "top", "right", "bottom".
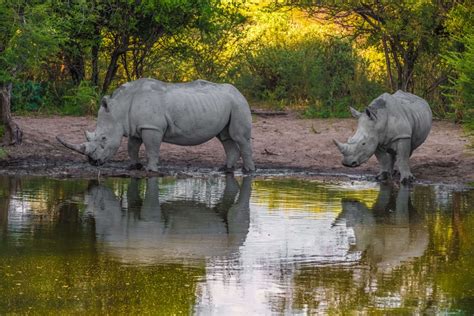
[
  {"left": 56, "top": 136, "right": 86, "bottom": 155},
  {"left": 333, "top": 139, "right": 348, "bottom": 154}
]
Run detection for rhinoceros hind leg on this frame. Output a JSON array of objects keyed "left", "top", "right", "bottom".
[
  {"left": 228, "top": 129, "right": 255, "bottom": 172},
  {"left": 142, "top": 129, "right": 163, "bottom": 172},
  {"left": 218, "top": 165, "right": 235, "bottom": 173},
  {"left": 218, "top": 130, "right": 240, "bottom": 172},
  {"left": 233, "top": 137, "right": 255, "bottom": 173}
]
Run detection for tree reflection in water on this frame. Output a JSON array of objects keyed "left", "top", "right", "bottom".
[{"left": 0, "top": 175, "right": 473, "bottom": 314}]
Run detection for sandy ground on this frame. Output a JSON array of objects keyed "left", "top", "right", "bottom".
[{"left": 1, "top": 113, "right": 473, "bottom": 184}]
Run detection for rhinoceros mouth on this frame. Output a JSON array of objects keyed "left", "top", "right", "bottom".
[
  {"left": 342, "top": 161, "right": 359, "bottom": 168},
  {"left": 88, "top": 157, "right": 104, "bottom": 166}
]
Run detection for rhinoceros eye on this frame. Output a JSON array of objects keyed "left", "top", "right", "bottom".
[{"left": 362, "top": 142, "right": 366, "bottom": 146}]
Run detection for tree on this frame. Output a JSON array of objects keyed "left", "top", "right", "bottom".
[
  {"left": 52, "top": 0, "right": 244, "bottom": 94},
  {"left": 283, "top": 1, "right": 459, "bottom": 93},
  {"left": 0, "top": 1, "right": 63, "bottom": 145}
]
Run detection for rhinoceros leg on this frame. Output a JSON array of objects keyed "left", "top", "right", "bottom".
[
  {"left": 141, "top": 129, "right": 163, "bottom": 172},
  {"left": 218, "top": 128, "right": 240, "bottom": 173},
  {"left": 127, "top": 136, "right": 143, "bottom": 170},
  {"left": 228, "top": 113, "right": 255, "bottom": 173},
  {"left": 375, "top": 149, "right": 395, "bottom": 181},
  {"left": 233, "top": 137, "right": 254, "bottom": 173},
  {"left": 395, "top": 139, "right": 415, "bottom": 184}
]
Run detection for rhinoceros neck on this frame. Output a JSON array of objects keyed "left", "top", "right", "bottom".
[{"left": 110, "top": 96, "right": 130, "bottom": 137}]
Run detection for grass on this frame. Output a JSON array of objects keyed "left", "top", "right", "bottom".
[{"left": 0, "top": 148, "right": 7, "bottom": 159}]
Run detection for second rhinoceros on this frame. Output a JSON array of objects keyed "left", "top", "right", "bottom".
[
  {"left": 57, "top": 78, "right": 255, "bottom": 173},
  {"left": 333, "top": 90, "right": 432, "bottom": 183}
]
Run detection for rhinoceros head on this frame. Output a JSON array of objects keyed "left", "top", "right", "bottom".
[
  {"left": 57, "top": 96, "right": 123, "bottom": 166},
  {"left": 334, "top": 98, "right": 388, "bottom": 167}
]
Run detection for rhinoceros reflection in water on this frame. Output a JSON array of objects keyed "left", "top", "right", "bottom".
[
  {"left": 338, "top": 184, "right": 429, "bottom": 272},
  {"left": 84, "top": 175, "right": 251, "bottom": 265}
]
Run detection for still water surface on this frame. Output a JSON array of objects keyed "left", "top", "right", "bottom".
[{"left": 0, "top": 175, "right": 473, "bottom": 314}]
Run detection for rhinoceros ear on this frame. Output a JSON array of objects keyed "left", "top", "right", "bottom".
[
  {"left": 349, "top": 106, "right": 362, "bottom": 118},
  {"left": 101, "top": 96, "right": 110, "bottom": 113}
]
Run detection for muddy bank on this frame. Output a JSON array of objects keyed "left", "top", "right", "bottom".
[{"left": 1, "top": 114, "right": 473, "bottom": 184}]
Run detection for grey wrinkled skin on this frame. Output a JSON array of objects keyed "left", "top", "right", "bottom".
[
  {"left": 57, "top": 78, "right": 255, "bottom": 173},
  {"left": 334, "top": 90, "right": 432, "bottom": 184}
]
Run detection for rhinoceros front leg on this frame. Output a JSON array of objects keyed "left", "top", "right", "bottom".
[
  {"left": 127, "top": 136, "right": 143, "bottom": 170},
  {"left": 141, "top": 129, "right": 163, "bottom": 173},
  {"left": 375, "top": 149, "right": 395, "bottom": 181},
  {"left": 395, "top": 138, "right": 415, "bottom": 184}
]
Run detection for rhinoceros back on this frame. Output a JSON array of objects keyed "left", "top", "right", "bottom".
[
  {"left": 122, "top": 79, "right": 250, "bottom": 145},
  {"left": 387, "top": 90, "right": 432, "bottom": 153}
]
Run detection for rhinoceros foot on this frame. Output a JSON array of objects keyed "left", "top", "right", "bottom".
[
  {"left": 375, "top": 171, "right": 391, "bottom": 182},
  {"left": 218, "top": 165, "right": 235, "bottom": 174},
  {"left": 128, "top": 163, "right": 143, "bottom": 171},
  {"left": 242, "top": 167, "right": 256, "bottom": 175},
  {"left": 400, "top": 172, "right": 415, "bottom": 185}
]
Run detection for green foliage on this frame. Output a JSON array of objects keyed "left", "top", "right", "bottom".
[
  {"left": 0, "top": 2, "right": 64, "bottom": 82},
  {"left": 444, "top": 29, "right": 474, "bottom": 130},
  {"left": 0, "top": 147, "right": 6, "bottom": 159},
  {"left": 236, "top": 36, "right": 382, "bottom": 117},
  {"left": 62, "top": 81, "right": 100, "bottom": 116},
  {"left": 1, "top": 0, "right": 472, "bottom": 122},
  {"left": 11, "top": 81, "right": 44, "bottom": 112}
]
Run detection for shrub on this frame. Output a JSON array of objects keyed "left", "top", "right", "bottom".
[
  {"left": 235, "top": 37, "right": 383, "bottom": 117},
  {"left": 11, "top": 81, "right": 45, "bottom": 113},
  {"left": 444, "top": 31, "right": 474, "bottom": 131},
  {"left": 61, "top": 81, "right": 99, "bottom": 116}
]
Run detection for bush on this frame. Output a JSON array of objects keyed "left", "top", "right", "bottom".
[
  {"left": 444, "top": 31, "right": 474, "bottom": 131},
  {"left": 235, "top": 37, "right": 383, "bottom": 117},
  {"left": 11, "top": 81, "right": 45, "bottom": 113},
  {"left": 61, "top": 81, "right": 99, "bottom": 116}
]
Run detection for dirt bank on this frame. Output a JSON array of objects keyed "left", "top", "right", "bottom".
[{"left": 1, "top": 114, "right": 473, "bottom": 184}]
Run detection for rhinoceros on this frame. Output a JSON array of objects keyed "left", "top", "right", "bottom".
[
  {"left": 333, "top": 90, "right": 432, "bottom": 183},
  {"left": 57, "top": 78, "right": 255, "bottom": 173}
]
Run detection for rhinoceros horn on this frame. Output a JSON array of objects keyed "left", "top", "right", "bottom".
[
  {"left": 333, "top": 139, "right": 348, "bottom": 154},
  {"left": 56, "top": 136, "right": 86, "bottom": 155},
  {"left": 84, "top": 131, "right": 94, "bottom": 141}
]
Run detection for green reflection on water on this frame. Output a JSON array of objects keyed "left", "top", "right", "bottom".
[{"left": 0, "top": 175, "right": 473, "bottom": 314}]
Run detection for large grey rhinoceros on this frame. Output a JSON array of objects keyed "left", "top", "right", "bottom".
[
  {"left": 333, "top": 90, "right": 432, "bottom": 183},
  {"left": 57, "top": 78, "right": 255, "bottom": 173}
]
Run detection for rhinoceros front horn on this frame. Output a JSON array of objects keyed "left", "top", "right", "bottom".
[
  {"left": 56, "top": 136, "right": 86, "bottom": 155},
  {"left": 333, "top": 139, "right": 348, "bottom": 154}
]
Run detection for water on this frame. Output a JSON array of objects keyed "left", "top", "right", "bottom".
[{"left": 0, "top": 175, "right": 473, "bottom": 314}]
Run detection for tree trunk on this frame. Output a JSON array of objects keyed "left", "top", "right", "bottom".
[
  {"left": 0, "top": 83, "right": 22, "bottom": 146},
  {"left": 102, "top": 50, "right": 121, "bottom": 94},
  {"left": 91, "top": 43, "right": 100, "bottom": 87},
  {"left": 65, "top": 43, "right": 85, "bottom": 85},
  {"left": 102, "top": 35, "right": 128, "bottom": 94},
  {"left": 382, "top": 36, "right": 395, "bottom": 92}
]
